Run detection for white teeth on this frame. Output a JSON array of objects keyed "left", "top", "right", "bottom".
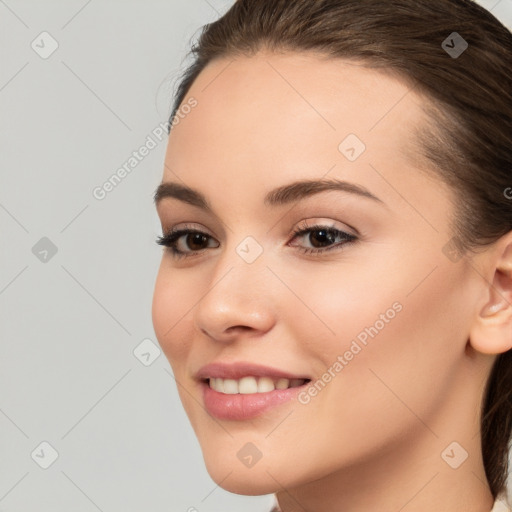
[
  {"left": 257, "top": 376, "right": 275, "bottom": 393},
  {"left": 238, "top": 376, "right": 258, "bottom": 394},
  {"left": 214, "top": 377, "right": 224, "bottom": 393},
  {"left": 208, "top": 376, "right": 307, "bottom": 394},
  {"left": 222, "top": 379, "right": 238, "bottom": 394}
]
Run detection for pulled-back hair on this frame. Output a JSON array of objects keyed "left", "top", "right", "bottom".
[{"left": 168, "top": 0, "right": 512, "bottom": 501}]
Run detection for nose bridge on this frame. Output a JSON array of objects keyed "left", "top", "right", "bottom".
[
  {"left": 193, "top": 235, "right": 276, "bottom": 339},
  {"left": 212, "top": 228, "right": 270, "bottom": 289},
  {"left": 205, "top": 240, "right": 271, "bottom": 310}
]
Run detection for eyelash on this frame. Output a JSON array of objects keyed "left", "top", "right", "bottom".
[{"left": 155, "top": 221, "right": 358, "bottom": 260}]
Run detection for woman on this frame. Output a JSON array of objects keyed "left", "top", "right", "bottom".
[{"left": 152, "top": 1, "right": 512, "bottom": 510}]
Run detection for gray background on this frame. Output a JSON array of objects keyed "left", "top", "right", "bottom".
[{"left": 1, "top": 1, "right": 512, "bottom": 511}]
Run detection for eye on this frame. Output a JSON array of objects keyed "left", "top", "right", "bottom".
[
  {"left": 155, "top": 223, "right": 219, "bottom": 259},
  {"left": 155, "top": 221, "right": 358, "bottom": 259},
  {"left": 288, "top": 220, "right": 358, "bottom": 255}
]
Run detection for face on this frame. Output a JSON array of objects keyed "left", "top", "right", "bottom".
[{"left": 152, "top": 51, "right": 486, "bottom": 495}]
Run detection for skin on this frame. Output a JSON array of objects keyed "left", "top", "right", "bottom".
[{"left": 152, "top": 51, "right": 512, "bottom": 512}]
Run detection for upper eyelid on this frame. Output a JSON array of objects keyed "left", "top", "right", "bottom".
[
  {"left": 162, "top": 221, "right": 356, "bottom": 239},
  {"left": 162, "top": 222, "right": 358, "bottom": 245}
]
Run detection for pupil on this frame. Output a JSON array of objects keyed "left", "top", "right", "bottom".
[
  {"left": 311, "top": 229, "right": 335, "bottom": 248},
  {"left": 188, "top": 233, "right": 207, "bottom": 250}
]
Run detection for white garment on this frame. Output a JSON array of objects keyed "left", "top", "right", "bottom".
[{"left": 492, "top": 498, "right": 512, "bottom": 512}]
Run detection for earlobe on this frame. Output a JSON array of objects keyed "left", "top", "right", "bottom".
[{"left": 469, "top": 233, "right": 512, "bottom": 355}]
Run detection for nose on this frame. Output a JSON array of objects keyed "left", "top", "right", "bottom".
[{"left": 193, "top": 254, "right": 277, "bottom": 343}]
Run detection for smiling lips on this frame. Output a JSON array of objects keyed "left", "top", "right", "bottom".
[{"left": 195, "top": 361, "right": 312, "bottom": 420}]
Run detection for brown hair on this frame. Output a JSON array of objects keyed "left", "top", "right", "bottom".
[{"left": 168, "top": 0, "right": 512, "bottom": 501}]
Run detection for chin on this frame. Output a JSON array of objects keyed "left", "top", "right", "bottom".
[
  {"left": 203, "top": 455, "right": 282, "bottom": 496},
  {"left": 209, "top": 473, "right": 279, "bottom": 496}
]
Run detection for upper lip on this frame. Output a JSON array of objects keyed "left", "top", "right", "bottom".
[{"left": 195, "top": 361, "right": 311, "bottom": 381}]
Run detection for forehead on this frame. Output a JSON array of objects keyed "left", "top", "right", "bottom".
[{"left": 164, "top": 51, "right": 433, "bottom": 207}]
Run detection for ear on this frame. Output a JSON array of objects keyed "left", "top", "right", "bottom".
[{"left": 470, "top": 231, "right": 512, "bottom": 355}]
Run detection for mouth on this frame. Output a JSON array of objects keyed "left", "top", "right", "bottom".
[
  {"left": 200, "top": 376, "right": 312, "bottom": 421},
  {"left": 202, "top": 376, "right": 312, "bottom": 394},
  {"left": 195, "top": 361, "right": 313, "bottom": 419}
]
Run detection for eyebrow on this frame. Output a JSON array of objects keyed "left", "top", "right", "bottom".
[{"left": 153, "top": 178, "right": 384, "bottom": 212}]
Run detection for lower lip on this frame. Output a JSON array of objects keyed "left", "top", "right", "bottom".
[{"left": 201, "top": 380, "right": 310, "bottom": 421}]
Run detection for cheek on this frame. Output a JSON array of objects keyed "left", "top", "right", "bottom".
[
  {"left": 288, "top": 258, "right": 471, "bottom": 432},
  {"left": 293, "top": 241, "right": 470, "bottom": 364},
  {"left": 286, "top": 261, "right": 405, "bottom": 366},
  {"left": 152, "top": 263, "right": 195, "bottom": 364}
]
